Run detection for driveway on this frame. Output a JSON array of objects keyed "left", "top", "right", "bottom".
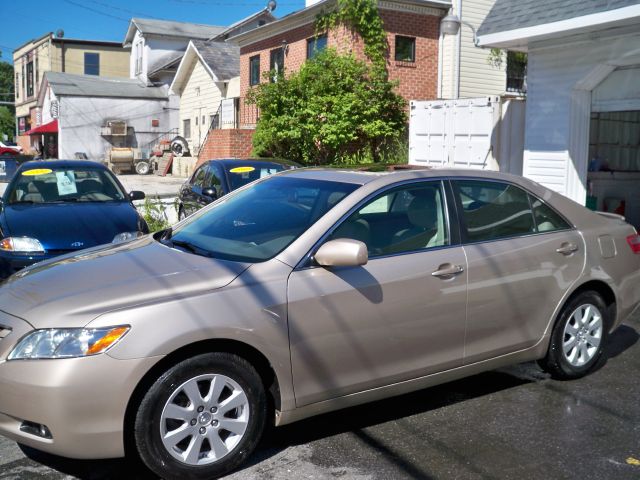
[{"left": 1, "top": 309, "right": 639, "bottom": 480}]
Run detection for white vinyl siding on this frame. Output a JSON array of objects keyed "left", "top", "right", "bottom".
[
  {"left": 523, "top": 30, "right": 640, "bottom": 203},
  {"left": 179, "top": 58, "right": 224, "bottom": 154},
  {"left": 440, "top": 0, "right": 506, "bottom": 99},
  {"left": 458, "top": 0, "right": 506, "bottom": 98}
]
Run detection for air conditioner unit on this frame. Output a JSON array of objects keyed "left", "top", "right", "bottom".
[{"left": 108, "top": 121, "right": 127, "bottom": 136}]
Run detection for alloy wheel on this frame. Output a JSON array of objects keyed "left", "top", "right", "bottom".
[
  {"left": 160, "top": 374, "right": 250, "bottom": 466},
  {"left": 562, "top": 303, "right": 603, "bottom": 367}
]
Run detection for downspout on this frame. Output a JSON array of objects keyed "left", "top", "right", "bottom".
[
  {"left": 61, "top": 39, "right": 65, "bottom": 73},
  {"left": 454, "top": 0, "right": 462, "bottom": 99}
]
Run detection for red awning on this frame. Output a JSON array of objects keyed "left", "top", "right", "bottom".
[{"left": 24, "top": 119, "right": 58, "bottom": 135}]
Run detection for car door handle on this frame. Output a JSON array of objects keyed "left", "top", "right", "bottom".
[
  {"left": 431, "top": 263, "right": 465, "bottom": 278},
  {"left": 556, "top": 243, "right": 579, "bottom": 255}
]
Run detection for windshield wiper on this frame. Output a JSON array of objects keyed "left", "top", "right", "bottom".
[{"left": 170, "top": 239, "right": 214, "bottom": 258}]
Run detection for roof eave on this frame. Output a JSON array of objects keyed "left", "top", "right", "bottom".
[{"left": 477, "top": 3, "right": 640, "bottom": 51}]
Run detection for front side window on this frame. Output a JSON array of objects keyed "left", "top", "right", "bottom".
[
  {"left": 249, "top": 55, "right": 260, "bottom": 86},
  {"left": 84, "top": 53, "right": 100, "bottom": 76},
  {"left": 395, "top": 36, "right": 416, "bottom": 62},
  {"left": 168, "top": 176, "right": 358, "bottom": 263},
  {"left": 191, "top": 166, "right": 206, "bottom": 187},
  {"left": 454, "top": 180, "right": 535, "bottom": 242},
  {"left": 328, "top": 182, "right": 448, "bottom": 257},
  {"left": 307, "top": 34, "right": 328, "bottom": 59},
  {"left": 269, "top": 48, "right": 284, "bottom": 82},
  {"left": 8, "top": 167, "right": 126, "bottom": 204}
]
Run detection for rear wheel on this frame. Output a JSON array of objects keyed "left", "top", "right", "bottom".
[
  {"left": 539, "top": 291, "right": 609, "bottom": 379},
  {"left": 134, "top": 353, "right": 267, "bottom": 480}
]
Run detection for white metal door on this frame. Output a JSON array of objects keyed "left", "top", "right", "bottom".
[{"left": 409, "top": 97, "right": 500, "bottom": 170}]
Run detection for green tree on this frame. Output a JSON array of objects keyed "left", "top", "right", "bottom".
[
  {"left": 0, "top": 58, "right": 15, "bottom": 140},
  {"left": 248, "top": 49, "right": 406, "bottom": 165}
]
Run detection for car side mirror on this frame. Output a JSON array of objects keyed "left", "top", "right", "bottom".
[
  {"left": 129, "top": 191, "right": 145, "bottom": 201},
  {"left": 202, "top": 187, "right": 217, "bottom": 200},
  {"left": 315, "top": 239, "right": 368, "bottom": 267}
]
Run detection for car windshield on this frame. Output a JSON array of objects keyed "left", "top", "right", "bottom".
[
  {"left": 6, "top": 166, "right": 127, "bottom": 204},
  {"left": 225, "top": 163, "right": 292, "bottom": 191},
  {"left": 167, "top": 176, "right": 359, "bottom": 263}
]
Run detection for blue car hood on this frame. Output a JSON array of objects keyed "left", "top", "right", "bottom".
[{"left": 2, "top": 202, "right": 140, "bottom": 251}]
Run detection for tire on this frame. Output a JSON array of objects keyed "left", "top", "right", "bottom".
[
  {"left": 135, "top": 161, "right": 150, "bottom": 175},
  {"left": 171, "top": 137, "right": 189, "bottom": 158},
  {"left": 539, "top": 291, "right": 609, "bottom": 380},
  {"left": 134, "top": 353, "right": 267, "bottom": 480}
]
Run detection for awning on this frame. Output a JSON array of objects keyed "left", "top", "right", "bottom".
[{"left": 24, "top": 119, "right": 58, "bottom": 135}]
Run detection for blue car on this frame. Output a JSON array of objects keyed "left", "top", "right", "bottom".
[{"left": 0, "top": 160, "right": 148, "bottom": 278}]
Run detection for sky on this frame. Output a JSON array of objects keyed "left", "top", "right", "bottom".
[{"left": 0, "top": 0, "right": 305, "bottom": 64}]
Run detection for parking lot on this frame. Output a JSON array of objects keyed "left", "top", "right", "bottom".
[{"left": 1, "top": 309, "right": 638, "bottom": 480}]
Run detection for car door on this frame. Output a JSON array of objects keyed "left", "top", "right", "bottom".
[
  {"left": 287, "top": 180, "right": 468, "bottom": 407},
  {"left": 451, "top": 179, "right": 585, "bottom": 364}
]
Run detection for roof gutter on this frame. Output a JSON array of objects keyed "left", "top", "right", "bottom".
[{"left": 477, "top": 4, "right": 640, "bottom": 50}]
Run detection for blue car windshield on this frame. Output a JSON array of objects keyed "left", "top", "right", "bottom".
[
  {"left": 168, "top": 176, "right": 359, "bottom": 263},
  {"left": 7, "top": 167, "right": 127, "bottom": 204},
  {"left": 225, "top": 163, "right": 292, "bottom": 191}
]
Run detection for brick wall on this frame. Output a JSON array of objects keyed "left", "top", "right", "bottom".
[
  {"left": 196, "top": 129, "right": 255, "bottom": 167},
  {"left": 239, "top": 8, "right": 441, "bottom": 127}
]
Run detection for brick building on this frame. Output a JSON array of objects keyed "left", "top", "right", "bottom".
[{"left": 233, "top": 0, "right": 448, "bottom": 128}]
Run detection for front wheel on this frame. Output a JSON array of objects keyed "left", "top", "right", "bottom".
[
  {"left": 134, "top": 353, "right": 267, "bottom": 480},
  {"left": 539, "top": 291, "right": 609, "bottom": 379}
]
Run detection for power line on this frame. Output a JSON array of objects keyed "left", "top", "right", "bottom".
[
  {"left": 86, "top": 0, "right": 162, "bottom": 19},
  {"left": 62, "top": 0, "right": 130, "bottom": 22}
]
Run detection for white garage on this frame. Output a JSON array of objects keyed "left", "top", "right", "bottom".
[{"left": 477, "top": 0, "right": 640, "bottom": 229}]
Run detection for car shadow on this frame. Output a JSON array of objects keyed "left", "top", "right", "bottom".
[{"left": 19, "top": 322, "right": 639, "bottom": 480}]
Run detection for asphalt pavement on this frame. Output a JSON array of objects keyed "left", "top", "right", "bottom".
[{"left": 1, "top": 309, "right": 639, "bottom": 480}]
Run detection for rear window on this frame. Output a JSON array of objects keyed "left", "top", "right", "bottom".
[{"left": 454, "top": 180, "right": 535, "bottom": 242}]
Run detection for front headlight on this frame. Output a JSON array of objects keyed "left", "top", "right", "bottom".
[
  {"left": 8, "top": 326, "right": 130, "bottom": 360},
  {"left": 112, "top": 231, "right": 142, "bottom": 244},
  {"left": 0, "top": 237, "right": 44, "bottom": 253}
]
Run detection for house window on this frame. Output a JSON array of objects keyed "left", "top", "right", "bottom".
[
  {"left": 506, "top": 51, "right": 527, "bottom": 93},
  {"left": 395, "top": 36, "right": 415, "bottom": 62},
  {"left": 307, "top": 34, "right": 327, "bottom": 59},
  {"left": 15, "top": 73, "right": 19, "bottom": 100},
  {"left": 183, "top": 119, "right": 191, "bottom": 139},
  {"left": 135, "top": 41, "right": 143, "bottom": 75},
  {"left": 249, "top": 55, "right": 260, "bottom": 86},
  {"left": 84, "top": 53, "right": 100, "bottom": 75},
  {"left": 269, "top": 48, "right": 284, "bottom": 82},
  {"left": 26, "top": 61, "right": 34, "bottom": 97}
]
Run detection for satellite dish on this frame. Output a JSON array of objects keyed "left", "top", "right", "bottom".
[
  {"left": 267, "top": 0, "right": 277, "bottom": 11},
  {"left": 56, "top": 29, "right": 65, "bottom": 38}
]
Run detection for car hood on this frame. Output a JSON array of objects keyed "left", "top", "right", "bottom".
[
  {"left": 0, "top": 236, "right": 250, "bottom": 328},
  {"left": 2, "top": 202, "right": 140, "bottom": 251}
]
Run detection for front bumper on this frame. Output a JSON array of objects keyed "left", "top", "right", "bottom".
[{"left": 0, "top": 347, "right": 162, "bottom": 459}]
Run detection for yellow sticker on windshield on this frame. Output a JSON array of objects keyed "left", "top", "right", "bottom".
[
  {"left": 22, "top": 168, "right": 53, "bottom": 176},
  {"left": 229, "top": 166, "right": 255, "bottom": 174}
]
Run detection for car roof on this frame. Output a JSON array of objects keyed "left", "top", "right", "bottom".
[
  {"left": 205, "top": 158, "right": 300, "bottom": 168},
  {"left": 18, "top": 160, "right": 108, "bottom": 170},
  {"left": 275, "top": 167, "right": 534, "bottom": 187}
]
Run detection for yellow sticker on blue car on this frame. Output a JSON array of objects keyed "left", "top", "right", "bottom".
[
  {"left": 22, "top": 168, "right": 53, "bottom": 176},
  {"left": 229, "top": 166, "right": 255, "bottom": 173}
]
